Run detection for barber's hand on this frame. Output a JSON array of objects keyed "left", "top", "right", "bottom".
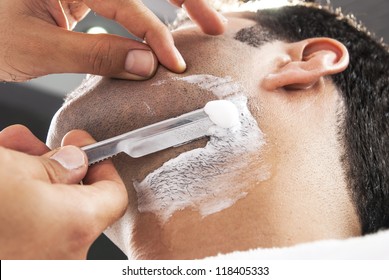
[
  {"left": 0, "top": 0, "right": 226, "bottom": 82},
  {"left": 0, "top": 125, "right": 128, "bottom": 259}
]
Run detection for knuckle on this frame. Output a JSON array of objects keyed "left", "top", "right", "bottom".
[
  {"left": 1, "top": 41, "right": 37, "bottom": 81},
  {"left": 119, "top": 7, "right": 157, "bottom": 39},
  {"left": 44, "top": 157, "right": 66, "bottom": 183},
  {"left": 144, "top": 23, "right": 171, "bottom": 44},
  {"left": 87, "top": 37, "right": 115, "bottom": 75},
  {"left": 153, "top": 22, "right": 170, "bottom": 35},
  {"left": 0, "top": 17, "right": 37, "bottom": 81},
  {"left": 7, "top": 124, "right": 30, "bottom": 135},
  {"left": 0, "top": 56, "right": 36, "bottom": 82}
]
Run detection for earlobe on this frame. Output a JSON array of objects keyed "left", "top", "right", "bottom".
[{"left": 263, "top": 37, "right": 349, "bottom": 91}]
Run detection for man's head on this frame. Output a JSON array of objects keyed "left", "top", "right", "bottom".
[{"left": 47, "top": 3, "right": 389, "bottom": 259}]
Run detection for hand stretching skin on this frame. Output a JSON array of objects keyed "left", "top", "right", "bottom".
[
  {"left": 0, "top": 0, "right": 226, "bottom": 81},
  {"left": 0, "top": 125, "right": 128, "bottom": 259}
]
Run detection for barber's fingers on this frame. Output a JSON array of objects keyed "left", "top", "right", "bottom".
[
  {"left": 2, "top": 0, "right": 226, "bottom": 81},
  {"left": 0, "top": 125, "right": 50, "bottom": 155},
  {"left": 82, "top": 0, "right": 186, "bottom": 74},
  {"left": 48, "top": 0, "right": 90, "bottom": 30},
  {"left": 62, "top": 130, "right": 128, "bottom": 231},
  {"left": 61, "top": 130, "right": 124, "bottom": 186},
  {"left": 64, "top": 0, "right": 226, "bottom": 74},
  {"left": 0, "top": 144, "right": 88, "bottom": 185},
  {"left": 169, "top": 0, "right": 227, "bottom": 35},
  {"left": 23, "top": 22, "right": 158, "bottom": 80},
  {"left": 63, "top": 1, "right": 91, "bottom": 29},
  {"left": 0, "top": 125, "right": 87, "bottom": 184}
]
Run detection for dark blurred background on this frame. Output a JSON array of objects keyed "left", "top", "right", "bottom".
[{"left": 0, "top": 0, "right": 387, "bottom": 260}]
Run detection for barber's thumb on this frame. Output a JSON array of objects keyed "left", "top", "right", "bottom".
[
  {"left": 42, "top": 146, "right": 88, "bottom": 184},
  {"left": 56, "top": 32, "right": 158, "bottom": 80}
]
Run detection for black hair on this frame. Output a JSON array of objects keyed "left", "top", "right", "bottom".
[{"left": 236, "top": 4, "right": 389, "bottom": 234}]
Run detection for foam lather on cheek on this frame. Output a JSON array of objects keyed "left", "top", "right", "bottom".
[
  {"left": 133, "top": 75, "right": 268, "bottom": 223},
  {"left": 204, "top": 100, "right": 240, "bottom": 129}
]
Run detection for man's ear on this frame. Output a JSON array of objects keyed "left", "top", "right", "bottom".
[{"left": 263, "top": 37, "right": 349, "bottom": 90}]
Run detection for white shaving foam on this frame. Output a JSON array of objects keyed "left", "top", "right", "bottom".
[
  {"left": 204, "top": 100, "right": 240, "bottom": 129},
  {"left": 133, "top": 75, "right": 268, "bottom": 223}
]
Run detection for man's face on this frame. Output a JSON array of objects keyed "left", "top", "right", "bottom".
[{"left": 48, "top": 12, "right": 360, "bottom": 259}]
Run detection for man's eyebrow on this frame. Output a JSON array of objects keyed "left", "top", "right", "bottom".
[{"left": 234, "top": 25, "right": 275, "bottom": 47}]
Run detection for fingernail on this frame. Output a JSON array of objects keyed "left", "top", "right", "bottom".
[
  {"left": 218, "top": 12, "right": 228, "bottom": 24},
  {"left": 50, "top": 146, "right": 86, "bottom": 170},
  {"left": 173, "top": 46, "right": 186, "bottom": 72},
  {"left": 125, "top": 49, "right": 156, "bottom": 78}
]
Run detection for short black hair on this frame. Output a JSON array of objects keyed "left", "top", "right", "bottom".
[{"left": 236, "top": 4, "right": 389, "bottom": 234}]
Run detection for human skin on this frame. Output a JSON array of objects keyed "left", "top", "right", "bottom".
[
  {"left": 0, "top": 125, "right": 127, "bottom": 259},
  {"left": 0, "top": 0, "right": 226, "bottom": 81},
  {"left": 48, "top": 13, "right": 361, "bottom": 259}
]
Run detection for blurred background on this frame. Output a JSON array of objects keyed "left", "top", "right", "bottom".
[{"left": 0, "top": 0, "right": 387, "bottom": 260}]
